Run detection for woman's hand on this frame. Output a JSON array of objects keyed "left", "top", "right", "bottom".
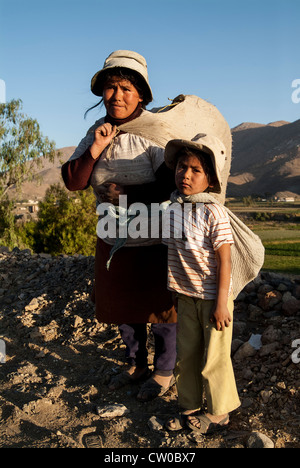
[
  {"left": 99, "top": 183, "right": 125, "bottom": 205},
  {"left": 90, "top": 123, "right": 118, "bottom": 159}
]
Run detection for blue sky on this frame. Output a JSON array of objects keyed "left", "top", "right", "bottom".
[{"left": 1, "top": 0, "right": 299, "bottom": 149}]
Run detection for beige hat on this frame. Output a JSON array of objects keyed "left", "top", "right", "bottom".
[
  {"left": 164, "top": 133, "right": 226, "bottom": 194},
  {"left": 91, "top": 50, "right": 153, "bottom": 104}
]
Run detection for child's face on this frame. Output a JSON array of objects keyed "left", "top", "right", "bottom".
[{"left": 175, "top": 154, "right": 212, "bottom": 195}]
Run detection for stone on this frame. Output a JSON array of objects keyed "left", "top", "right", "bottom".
[
  {"left": 261, "top": 325, "right": 282, "bottom": 344},
  {"left": 0, "top": 246, "right": 10, "bottom": 254},
  {"left": 259, "top": 342, "right": 279, "bottom": 357},
  {"left": 232, "top": 339, "right": 244, "bottom": 355},
  {"left": 282, "top": 297, "right": 300, "bottom": 317},
  {"left": 258, "top": 290, "right": 282, "bottom": 311},
  {"left": 248, "top": 304, "right": 264, "bottom": 321},
  {"left": 241, "top": 397, "right": 254, "bottom": 409},
  {"left": 246, "top": 432, "right": 275, "bottom": 449},
  {"left": 96, "top": 404, "right": 129, "bottom": 419},
  {"left": 25, "top": 298, "right": 39, "bottom": 311},
  {"left": 233, "top": 341, "right": 257, "bottom": 361},
  {"left": 147, "top": 416, "right": 164, "bottom": 431},
  {"left": 260, "top": 390, "right": 273, "bottom": 404}
]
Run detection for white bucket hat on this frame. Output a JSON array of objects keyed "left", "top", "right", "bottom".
[
  {"left": 164, "top": 133, "right": 227, "bottom": 194},
  {"left": 91, "top": 50, "right": 153, "bottom": 104}
]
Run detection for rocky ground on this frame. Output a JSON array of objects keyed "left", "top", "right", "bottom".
[{"left": 0, "top": 247, "right": 299, "bottom": 449}]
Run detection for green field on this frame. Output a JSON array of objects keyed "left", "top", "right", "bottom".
[
  {"left": 253, "top": 228, "right": 300, "bottom": 275},
  {"left": 229, "top": 201, "right": 300, "bottom": 276}
]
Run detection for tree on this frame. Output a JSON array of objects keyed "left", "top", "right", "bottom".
[
  {"left": 0, "top": 99, "right": 57, "bottom": 247},
  {"left": 0, "top": 99, "right": 57, "bottom": 202},
  {"left": 25, "top": 184, "right": 98, "bottom": 256}
]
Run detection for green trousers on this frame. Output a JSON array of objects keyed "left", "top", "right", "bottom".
[{"left": 176, "top": 294, "right": 241, "bottom": 415}]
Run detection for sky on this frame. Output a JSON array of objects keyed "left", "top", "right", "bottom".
[{"left": 1, "top": 0, "right": 299, "bottom": 149}]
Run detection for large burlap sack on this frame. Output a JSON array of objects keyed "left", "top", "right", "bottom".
[
  {"left": 70, "top": 95, "right": 232, "bottom": 203},
  {"left": 120, "top": 94, "right": 231, "bottom": 203}
]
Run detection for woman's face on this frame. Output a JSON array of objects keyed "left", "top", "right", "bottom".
[{"left": 103, "top": 76, "right": 143, "bottom": 119}]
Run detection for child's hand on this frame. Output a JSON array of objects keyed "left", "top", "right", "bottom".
[{"left": 210, "top": 304, "right": 232, "bottom": 331}]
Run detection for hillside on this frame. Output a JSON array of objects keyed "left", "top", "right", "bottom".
[
  {"left": 6, "top": 119, "right": 300, "bottom": 201},
  {"left": 228, "top": 120, "right": 300, "bottom": 198},
  {"left": 0, "top": 247, "right": 299, "bottom": 448},
  {"left": 7, "top": 146, "right": 76, "bottom": 201}
]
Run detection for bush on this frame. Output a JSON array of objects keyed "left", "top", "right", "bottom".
[{"left": 23, "top": 184, "right": 98, "bottom": 256}]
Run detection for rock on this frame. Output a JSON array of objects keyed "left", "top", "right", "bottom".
[
  {"left": 96, "top": 404, "right": 129, "bottom": 419},
  {"left": 244, "top": 282, "right": 256, "bottom": 294},
  {"left": 233, "top": 321, "right": 247, "bottom": 337},
  {"left": 236, "top": 292, "right": 247, "bottom": 302},
  {"left": 294, "top": 284, "right": 300, "bottom": 299},
  {"left": 74, "top": 315, "right": 84, "bottom": 328},
  {"left": 232, "top": 339, "right": 244, "bottom": 355},
  {"left": 277, "top": 283, "right": 288, "bottom": 292},
  {"left": 148, "top": 416, "right": 164, "bottom": 431},
  {"left": 242, "top": 368, "right": 253, "bottom": 380},
  {"left": 233, "top": 341, "right": 257, "bottom": 361},
  {"left": 261, "top": 325, "right": 282, "bottom": 344},
  {"left": 248, "top": 304, "right": 264, "bottom": 321},
  {"left": 260, "top": 390, "right": 273, "bottom": 404},
  {"left": 258, "top": 284, "right": 273, "bottom": 295},
  {"left": 259, "top": 342, "right": 279, "bottom": 357},
  {"left": 241, "top": 397, "right": 254, "bottom": 409},
  {"left": 246, "top": 432, "right": 275, "bottom": 449},
  {"left": 258, "top": 290, "right": 282, "bottom": 311},
  {"left": 282, "top": 297, "right": 300, "bottom": 317},
  {"left": 25, "top": 298, "right": 39, "bottom": 311}
]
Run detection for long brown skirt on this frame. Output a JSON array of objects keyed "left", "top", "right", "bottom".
[{"left": 92, "top": 239, "right": 177, "bottom": 325}]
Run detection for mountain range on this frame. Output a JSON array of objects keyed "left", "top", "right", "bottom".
[
  {"left": 228, "top": 119, "right": 300, "bottom": 198},
  {"left": 7, "top": 119, "right": 300, "bottom": 201}
]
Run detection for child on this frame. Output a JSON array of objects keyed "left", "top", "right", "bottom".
[{"left": 163, "top": 134, "right": 241, "bottom": 434}]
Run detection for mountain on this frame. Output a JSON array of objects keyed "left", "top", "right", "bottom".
[
  {"left": 228, "top": 119, "right": 300, "bottom": 198},
  {"left": 7, "top": 119, "right": 300, "bottom": 201},
  {"left": 7, "top": 146, "right": 76, "bottom": 201}
]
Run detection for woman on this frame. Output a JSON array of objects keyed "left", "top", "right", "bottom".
[{"left": 62, "top": 50, "right": 177, "bottom": 401}]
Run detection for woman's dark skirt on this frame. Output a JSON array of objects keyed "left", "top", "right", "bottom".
[{"left": 92, "top": 239, "right": 177, "bottom": 325}]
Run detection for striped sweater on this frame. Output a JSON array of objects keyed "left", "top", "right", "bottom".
[{"left": 163, "top": 203, "right": 234, "bottom": 300}]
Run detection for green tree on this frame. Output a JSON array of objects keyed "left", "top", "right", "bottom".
[
  {"left": 0, "top": 99, "right": 57, "bottom": 201},
  {"left": 26, "top": 184, "right": 97, "bottom": 256},
  {"left": 0, "top": 99, "right": 57, "bottom": 247}
]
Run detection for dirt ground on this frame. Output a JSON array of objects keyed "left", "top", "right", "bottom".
[{"left": 0, "top": 249, "right": 299, "bottom": 449}]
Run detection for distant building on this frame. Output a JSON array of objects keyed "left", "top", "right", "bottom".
[
  {"left": 14, "top": 201, "right": 39, "bottom": 221},
  {"left": 276, "top": 197, "right": 295, "bottom": 203}
]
